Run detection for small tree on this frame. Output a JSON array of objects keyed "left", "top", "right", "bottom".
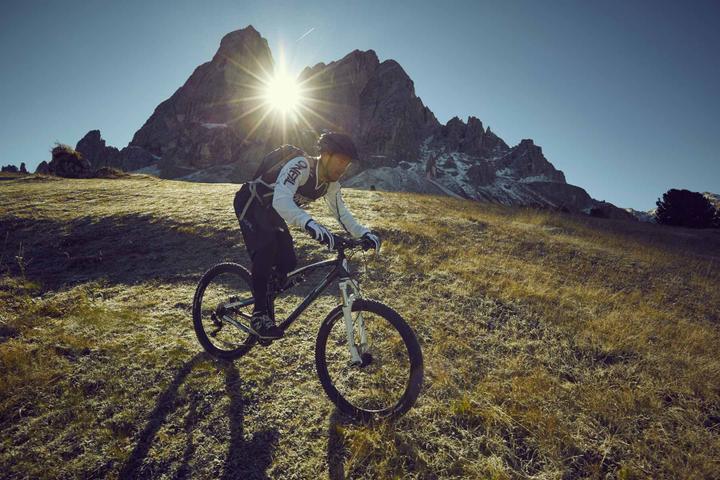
[{"left": 655, "top": 189, "right": 717, "bottom": 228}]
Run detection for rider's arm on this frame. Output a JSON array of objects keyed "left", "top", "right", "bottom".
[
  {"left": 324, "top": 182, "right": 370, "bottom": 239},
  {"left": 272, "top": 156, "right": 313, "bottom": 229}
]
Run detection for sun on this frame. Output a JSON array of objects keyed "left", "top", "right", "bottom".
[
  {"left": 263, "top": 70, "right": 303, "bottom": 115},
  {"left": 223, "top": 44, "right": 342, "bottom": 144}
]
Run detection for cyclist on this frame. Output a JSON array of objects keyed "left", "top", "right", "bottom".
[{"left": 233, "top": 132, "right": 381, "bottom": 339}]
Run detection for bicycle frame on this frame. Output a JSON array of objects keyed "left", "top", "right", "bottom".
[{"left": 222, "top": 247, "right": 368, "bottom": 364}]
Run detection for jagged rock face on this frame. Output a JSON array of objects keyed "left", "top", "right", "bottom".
[
  {"left": 466, "top": 161, "right": 495, "bottom": 186},
  {"left": 460, "top": 117, "right": 486, "bottom": 156},
  {"left": 76, "top": 130, "right": 156, "bottom": 172},
  {"left": 19, "top": 163, "right": 27, "bottom": 174},
  {"left": 356, "top": 60, "right": 440, "bottom": 167},
  {"left": 120, "top": 146, "right": 157, "bottom": 171},
  {"left": 299, "top": 51, "right": 440, "bottom": 168},
  {"left": 129, "top": 27, "right": 441, "bottom": 178},
  {"left": 35, "top": 161, "right": 50, "bottom": 174},
  {"left": 440, "top": 117, "right": 466, "bottom": 150},
  {"left": 479, "top": 127, "right": 508, "bottom": 156},
  {"left": 1, "top": 165, "right": 19, "bottom": 173},
  {"left": 434, "top": 116, "right": 509, "bottom": 159},
  {"left": 76, "top": 130, "right": 121, "bottom": 168},
  {"left": 120, "top": 24, "right": 554, "bottom": 189},
  {"left": 498, "top": 139, "right": 565, "bottom": 182},
  {"left": 129, "top": 26, "right": 277, "bottom": 177},
  {"left": 299, "top": 50, "right": 380, "bottom": 138}
]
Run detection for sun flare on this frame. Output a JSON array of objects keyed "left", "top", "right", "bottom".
[
  {"left": 263, "top": 71, "right": 303, "bottom": 114},
  {"left": 224, "top": 45, "right": 340, "bottom": 144}
]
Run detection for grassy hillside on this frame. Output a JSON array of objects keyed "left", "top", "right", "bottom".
[{"left": 1, "top": 174, "right": 719, "bottom": 479}]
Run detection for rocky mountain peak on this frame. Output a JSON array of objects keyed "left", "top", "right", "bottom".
[
  {"left": 71, "top": 25, "right": 633, "bottom": 221},
  {"left": 467, "top": 116, "right": 484, "bottom": 132},
  {"left": 497, "top": 138, "right": 565, "bottom": 183},
  {"left": 375, "top": 59, "right": 414, "bottom": 94},
  {"left": 76, "top": 130, "right": 115, "bottom": 167},
  {"left": 129, "top": 25, "right": 277, "bottom": 177},
  {"left": 300, "top": 49, "right": 379, "bottom": 82},
  {"left": 434, "top": 116, "right": 507, "bottom": 158},
  {"left": 218, "top": 25, "right": 261, "bottom": 47},
  {"left": 214, "top": 25, "right": 270, "bottom": 66}
]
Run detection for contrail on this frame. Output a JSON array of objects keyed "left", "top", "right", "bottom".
[{"left": 296, "top": 27, "right": 315, "bottom": 42}]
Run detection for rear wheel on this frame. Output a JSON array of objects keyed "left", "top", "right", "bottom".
[
  {"left": 192, "top": 262, "right": 256, "bottom": 360},
  {"left": 315, "top": 299, "right": 424, "bottom": 421}
]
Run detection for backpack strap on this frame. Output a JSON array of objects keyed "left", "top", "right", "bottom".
[{"left": 237, "top": 182, "right": 265, "bottom": 221}]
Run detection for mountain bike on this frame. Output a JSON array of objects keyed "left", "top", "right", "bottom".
[{"left": 192, "top": 236, "right": 424, "bottom": 421}]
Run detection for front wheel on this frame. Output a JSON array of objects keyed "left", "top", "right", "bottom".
[{"left": 315, "top": 299, "right": 424, "bottom": 422}]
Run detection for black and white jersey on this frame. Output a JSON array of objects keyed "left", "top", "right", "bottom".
[{"left": 256, "top": 156, "right": 369, "bottom": 239}]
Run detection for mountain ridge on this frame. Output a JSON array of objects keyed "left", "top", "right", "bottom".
[{"left": 50, "top": 25, "right": 634, "bottom": 218}]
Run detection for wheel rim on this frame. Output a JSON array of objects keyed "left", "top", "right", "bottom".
[
  {"left": 322, "top": 309, "right": 412, "bottom": 414},
  {"left": 198, "top": 270, "right": 255, "bottom": 353}
]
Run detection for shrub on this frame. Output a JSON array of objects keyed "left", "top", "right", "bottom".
[
  {"left": 48, "top": 143, "right": 93, "bottom": 178},
  {"left": 655, "top": 188, "right": 718, "bottom": 228}
]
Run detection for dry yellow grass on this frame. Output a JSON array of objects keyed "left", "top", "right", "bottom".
[{"left": 1, "top": 174, "right": 719, "bottom": 479}]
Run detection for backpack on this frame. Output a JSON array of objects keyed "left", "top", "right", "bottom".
[{"left": 252, "top": 144, "right": 307, "bottom": 181}]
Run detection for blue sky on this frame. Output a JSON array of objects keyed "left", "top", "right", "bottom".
[{"left": 1, "top": 0, "right": 718, "bottom": 210}]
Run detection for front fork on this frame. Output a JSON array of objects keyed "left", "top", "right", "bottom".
[{"left": 339, "top": 275, "right": 367, "bottom": 365}]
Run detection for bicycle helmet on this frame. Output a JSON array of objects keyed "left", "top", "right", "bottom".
[{"left": 317, "top": 132, "right": 359, "bottom": 161}]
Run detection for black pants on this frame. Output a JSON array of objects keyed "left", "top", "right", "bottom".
[{"left": 234, "top": 184, "right": 297, "bottom": 313}]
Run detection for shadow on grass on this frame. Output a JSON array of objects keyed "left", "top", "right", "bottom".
[
  {"left": 118, "top": 351, "right": 279, "bottom": 479},
  {"left": 0, "top": 214, "right": 328, "bottom": 292},
  {"left": 326, "top": 409, "right": 436, "bottom": 480},
  {"left": 118, "top": 353, "right": 210, "bottom": 479},
  {"left": 327, "top": 410, "right": 348, "bottom": 480},
  {"left": 220, "top": 362, "right": 278, "bottom": 480}
]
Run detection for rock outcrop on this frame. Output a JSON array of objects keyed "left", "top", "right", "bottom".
[
  {"left": 1, "top": 163, "right": 28, "bottom": 174},
  {"left": 35, "top": 161, "right": 50, "bottom": 174},
  {"left": 496, "top": 139, "right": 566, "bottom": 183},
  {"left": 75, "top": 130, "right": 157, "bottom": 172},
  {"left": 40, "top": 144, "right": 93, "bottom": 178},
  {"left": 435, "top": 116, "right": 508, "bottom": 159}
]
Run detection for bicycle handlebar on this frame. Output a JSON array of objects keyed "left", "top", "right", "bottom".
[{"left": 334, "top": 235, "right": 372, "bottom": 252}]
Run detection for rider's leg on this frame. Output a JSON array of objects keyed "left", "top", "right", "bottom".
[
  {"left": 238, "top": 224, "right": 284, "bottom": 339},
  {"left": 248, "top": 243, "right": 277, "bottom": 314},
  {"left": 235, "top": 191, "right": 278, "bottom": 315},
  {"left": 273, "top": 223, "right": 297, "bottom": 288}
]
